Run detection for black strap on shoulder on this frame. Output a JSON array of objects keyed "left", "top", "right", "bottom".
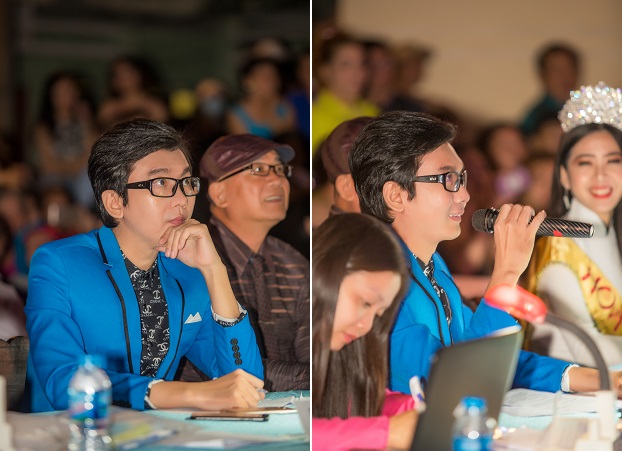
[
  {"left": 162, "top": 278, "right": 185, "bottom": 380},
  {"left": 96, "top": 231, "right": 108, "bottom": 264},
  {"left": 96, "top": 231, "right": 134, "bottom": 373},
  {"left": 409, "top": 271, "right": 453, "bottom": 346}
]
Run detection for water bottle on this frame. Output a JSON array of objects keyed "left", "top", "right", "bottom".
[
  {"left": 67, "top": 355, "right": 113, "bottom": 451},
  {"left": 451, "top": 396, "right": 495, "bottom": 451}
]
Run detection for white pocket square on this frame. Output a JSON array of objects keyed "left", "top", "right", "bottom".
[{"left": 184, "top": 312, "right": 202, "bottom": 324}]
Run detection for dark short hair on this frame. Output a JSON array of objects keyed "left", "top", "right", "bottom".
[
  {"left": 240, "top": 57, "right": 286, "bottom": 96},
  {"left": 88, "top": 119, "right": 191, "bottom": 228},
  {"left": 317, "top": 34, "right": 363, "bottom": 66},
  {"left": 537, "top": 43, "right": 579, "bottom": 74},
  {"left": 312, "top": 213, "right": 408, "bottom": 419},
  {"left": 349, "top": 111, "right": 456, "bottom": 223}
]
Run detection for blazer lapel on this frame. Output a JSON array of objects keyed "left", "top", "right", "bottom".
[
  {"left": 97, "top": 227, "right": 142, "bottom": 374},
  {"left": 156, "top": 255, "right": 183, "bottom": 380}
]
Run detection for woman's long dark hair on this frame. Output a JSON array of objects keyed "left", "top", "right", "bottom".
[
  {"left": 550, "top": 123, "right": 622, "bottom": 257},
  {"left": 312, "top": 213, "right": 409, "bottom": 419},
  {"left": 38, "top": 72, "right": 94, "bottom": 131}
]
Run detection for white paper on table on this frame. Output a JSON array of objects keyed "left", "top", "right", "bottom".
[
  {"left": 501, "top": 388, "right": 622, "bottom": 417},
  {"left": 157, "top": 429, "right": 306, "bottom": 449},
  {"left": 293, "top": 398, "right": 310, "bottom": 438},
  {"left": 258, "top": 396, "right": 299, "bottom": 408}
]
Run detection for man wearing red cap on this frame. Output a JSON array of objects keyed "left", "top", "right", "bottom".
[
  {"left": 196, "top": 134, "right": 309, "bottom": 391},
  {"left": 320, "top": 117, "right": 373, "bottom": 216}
]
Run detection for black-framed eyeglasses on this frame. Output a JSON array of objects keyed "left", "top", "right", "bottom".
[
  {"left": 218, "top": 163, "right": 293, "bottom": 182},
  {"left": 413, "top": 169, "right": 467, "bottom": 192},
  {"left": 125, "top": 176, "right": 201, "bottom": 198}
]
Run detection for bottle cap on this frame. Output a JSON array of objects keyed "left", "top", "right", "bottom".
[
  {"left": 82, "top": 354, "right": 105, "bottom": 368},
  {"left": 462, "top": 396, "right": 486, "bottom": 409},
  {"left": 453, "top": 396, "right": 487, "bottom": 417}
]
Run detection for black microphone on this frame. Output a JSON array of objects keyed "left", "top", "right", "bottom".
[{"left": 472, "top": 208, "right": 594, "bottom": 238}]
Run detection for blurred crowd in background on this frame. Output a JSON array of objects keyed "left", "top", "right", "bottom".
[{"left": 0, "top": 1, "right": 310, "bottom": 339}]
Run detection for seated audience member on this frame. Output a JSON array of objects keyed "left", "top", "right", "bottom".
[
  {"left": 312, "top": 34, "right": 379, "bottom": 154},
  {"left": 520, "top": 153, "right": 556, "bottom": 214},
  {"left": 364, "top": 41, "right": 400, "bottom": 112},
  {"left": 0, "top": 188, "right": 64, "bottom": 286},
  {"left": 349, "top": 111, "right": 622, "bottom": 396},
  {"left": 393, "top": 43, "right": 432, "bottom": 113},
  {"left": 312, "top": 213, "right": 417, "bottom": 451},
  {"left": 320, "top": 117, "right": 373, "bottom": 215},
  {"left": 227, "top": 58, "right": 296, "bottom": 140},
  {"left": 195, "top": 134, "right": 309, "bottom": 391},
  {"left": 34, "top": 71, "right": 98, "bottom": 210},
  {"left": 527, "top": 111, "right": 564, "bottom": 156},
  {"left": 184, "top": 77, "right": 229, "bottom": 166},
  {"left": 526, "top": 83, "right": 622, "bottom": 366},
  {"left": 25, "top": 119, "right": 264, "bottom": 412},
  {"left": 478, "top": 122, "right": 531, "bottom": 205},
  {"left": 98, "top": 55, "right": 169, "bottom": 130},
  {"left": 520, "top": 42, "right": 580, "bottom": 136}
]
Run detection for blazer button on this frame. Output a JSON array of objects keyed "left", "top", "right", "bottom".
[
  {"left": 230, "top": 338, "right": 238, "bottom": 345},
  {"left": 232, "top": 345, "right": 240, "bottom": 352},
  {"left": 235, "top": 358, "right": 242, "bottom": 365},
  {"left": 233, "top": 352, "right": 241, "bottom": 359}
]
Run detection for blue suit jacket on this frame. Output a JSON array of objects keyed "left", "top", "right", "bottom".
[
  {"left": 25, "top": 226, "right": 263, "bottom": 412},
  {"left": 389, "top": 239, "right": 570, "bottom": 394}
]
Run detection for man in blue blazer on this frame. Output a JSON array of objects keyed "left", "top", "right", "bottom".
[
  {"left": 25, "top": 119, "right": 264, "bottom": 412},
  {"left": 349, "top": 111, "right": 622, "bottom": 396}
]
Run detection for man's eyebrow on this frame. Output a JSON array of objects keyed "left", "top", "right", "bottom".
[
  {"left": 437, "top": 164, "right": 463, "bottom": 172},
  {"left": 146, "top": 166, "right": 192, "bottom": 177}
]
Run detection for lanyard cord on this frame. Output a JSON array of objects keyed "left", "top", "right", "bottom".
[{"left": 409, "top": 270, "right": 454, "bottom": 346}]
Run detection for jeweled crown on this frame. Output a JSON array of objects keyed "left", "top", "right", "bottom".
[{"left": 558, "top": 82, "right": 622, "bottom": 133}]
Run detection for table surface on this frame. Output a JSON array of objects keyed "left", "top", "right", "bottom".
[
  {"left": 146, "top": 390, "right": 309, "bottom": 450},
  {"left": 7, "top": 390, "right": 310, "bottom": 451}
]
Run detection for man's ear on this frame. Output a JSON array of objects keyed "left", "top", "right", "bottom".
[
  {"left": 382, "top": 181, "right": 407, "bottom": 214},
  {"left": 101, "top": 190, "right": 124, "bottom": 220},
  {"left": 334, "top": 174, "right": 358, "bottom": 202},
  {"left": 208, "top": 182, "right": 227, "bottom": 208}
]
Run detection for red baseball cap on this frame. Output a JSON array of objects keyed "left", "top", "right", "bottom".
[{"left": 200, "top": 134, "right": 295, "bottom": 183}]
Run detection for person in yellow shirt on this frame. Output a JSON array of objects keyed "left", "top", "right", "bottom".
[{"left": 312, "top": 35, "right": 379, "bottom": 155}]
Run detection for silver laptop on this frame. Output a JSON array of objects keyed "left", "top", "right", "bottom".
[{"left": 410, "top": 325, "right": 523, "bottom": 451}]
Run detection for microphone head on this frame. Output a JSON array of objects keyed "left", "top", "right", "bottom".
[{"left": 472, "top": 209, "right": 491, "bottom": 233}]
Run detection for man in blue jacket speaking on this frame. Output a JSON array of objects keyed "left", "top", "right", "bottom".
[
  {"left": 349, "top": 111, "right": 622, "bottom": 396},
  {"left": 25, "top": 119, "right": 264, "bottom": 412}
]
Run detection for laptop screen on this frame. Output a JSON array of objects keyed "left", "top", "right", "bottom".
[{"left": 410, "top": 325, "right": 523, "bottom": 451}]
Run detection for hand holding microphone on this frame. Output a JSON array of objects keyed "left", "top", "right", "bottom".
[
  {"left": 472, "top": 207, "right": 594, "bottom": 238},
  {"left": 475, "top": 204, "right": 591, "bottom": 289}
]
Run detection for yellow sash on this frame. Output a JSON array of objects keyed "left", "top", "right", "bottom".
[{"left": 525, "top": 236, "right": 622, "bottom": 335}]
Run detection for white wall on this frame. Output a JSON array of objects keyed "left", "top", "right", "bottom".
[{"left": 337, "top": 0, "right": 622, "bottom": 122}]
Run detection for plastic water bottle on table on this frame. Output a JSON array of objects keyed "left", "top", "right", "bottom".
[
  {"left": 452, "top": 396, "right": 495, "bottom": 451},
  {"left": 67, "top": 355, "right": 113, "bottom": 451}
]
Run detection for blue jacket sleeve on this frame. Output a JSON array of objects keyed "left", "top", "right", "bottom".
[
  {"left": 185, "top": 313, "right": 264, "bottom": 381},
  {"left": 467, "top": 301, "right": 570, "bottom": 392}
]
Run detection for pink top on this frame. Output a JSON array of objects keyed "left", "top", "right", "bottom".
[{"left": 312, "top": 390, "right": 415, "bottom": 451}]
